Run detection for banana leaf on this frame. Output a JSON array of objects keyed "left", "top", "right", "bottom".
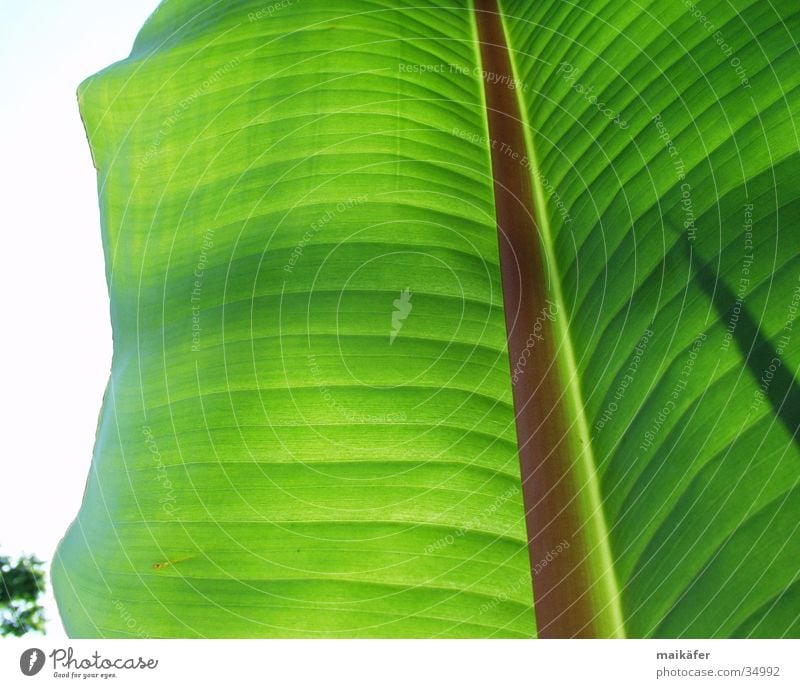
[{"left": 53, "top": 0, "right": 800, "bottom": 638}]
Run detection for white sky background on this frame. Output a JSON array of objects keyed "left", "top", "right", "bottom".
[{"left": 0, "top": 0, "right": 161, "bottom": 640}]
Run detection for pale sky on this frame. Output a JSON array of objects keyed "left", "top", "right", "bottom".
[{"left": 0, "top": 0, "right": 161, "bottom": 639}]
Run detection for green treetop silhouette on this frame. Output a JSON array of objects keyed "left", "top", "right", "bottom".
[{"left": 1, "top": 551, "right": 46, "bottom": 636}]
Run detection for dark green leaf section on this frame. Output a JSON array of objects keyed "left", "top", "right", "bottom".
[
  {"left": 501, "top": 0, "right": 800, "bottom": 637},
  {"left": 690, "top": 243, "right": 800, "bottom": 445}
]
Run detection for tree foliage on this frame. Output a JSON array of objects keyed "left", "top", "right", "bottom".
[{"left": 0, "top": 552, "right": 46, "bottom": 637}]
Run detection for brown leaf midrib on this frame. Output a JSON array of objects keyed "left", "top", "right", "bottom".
[{"left": 473, "top": 0, "right": 610, "bottom": 638}]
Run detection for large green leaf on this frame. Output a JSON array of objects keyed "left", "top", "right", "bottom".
[
  {"left": 53, "top": 0, "right": 800, "bottom": 638},
  {"left": 502, "top": 0, "right": 800, "bottom": 637}
]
